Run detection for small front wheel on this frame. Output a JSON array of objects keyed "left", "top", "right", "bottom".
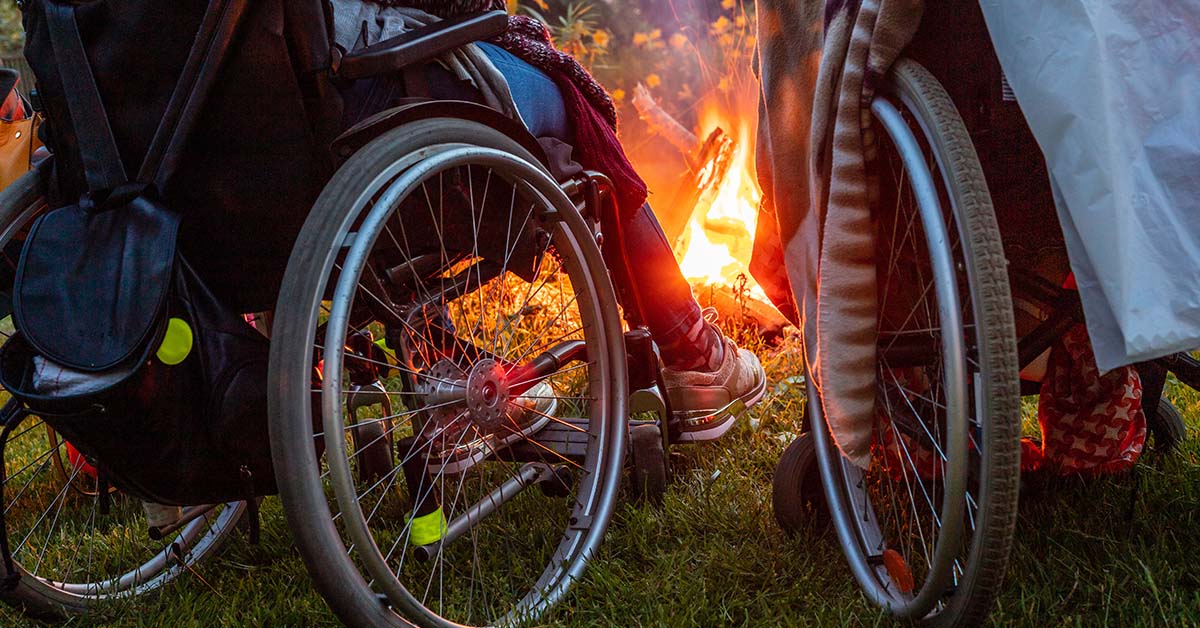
[
  {"left": 629, "top": 424, "right": 667, "bottom": 504},
  {"left": 772, "top": 433, "right": 827, "bottom": 534}
]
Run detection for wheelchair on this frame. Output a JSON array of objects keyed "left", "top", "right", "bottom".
[
  {"left": 771, "top": 4, "right": 1195, "bottom": 626},
  {"left": 0, "top": 2, "right": 675, "bottom": 625}
]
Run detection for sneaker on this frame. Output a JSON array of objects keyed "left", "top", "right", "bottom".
[
  {"left": 662, "top": 332, "right": 767, "bottom": 442},
  {"left": 426, "top": 380, "right": 557, "bottom": 474}
]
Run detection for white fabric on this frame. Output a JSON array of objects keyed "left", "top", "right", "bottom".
[
  {"left": 32, "top": 356, "right": 132, "bottom": 397},
  {"left": 979, "top": 1, "right": 1200, "bottom": 370}
]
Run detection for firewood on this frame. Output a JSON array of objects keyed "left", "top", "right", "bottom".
[
  {"left": 632, "top": 83, "right": 697, "bottom": 159},
  {"left": 692, "top": 280, "right": 791, "bottom": 344}
]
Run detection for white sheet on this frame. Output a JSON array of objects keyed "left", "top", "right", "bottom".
[{"left": 979, "top": 1, "right": 1200, "bottom": 370}]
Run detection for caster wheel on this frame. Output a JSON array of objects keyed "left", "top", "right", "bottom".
[
  {"left": 772, "top": 432, "right": 828, "bottom": 535},
  {"left": 1149, "top": 397, "right": 1188, "bottom": 453},
  {"left": 538, "top": 465, "right": 575, "bottom": 498},
  {"left": 352, "top": 420, "right": 394, "bottom": 485},
  {"left": 630, "top": 424, "right": 668, "bottom": 504}
]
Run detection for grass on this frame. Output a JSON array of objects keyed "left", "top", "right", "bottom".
[{"left": 1, "top": 332, "right": 1198, "bottom": 627}]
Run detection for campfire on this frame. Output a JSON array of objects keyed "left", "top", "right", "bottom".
[{"left": 625, "top": 11, "right": 785, "bottom": 338}]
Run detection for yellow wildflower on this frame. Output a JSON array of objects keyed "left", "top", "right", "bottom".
[
  {"left": 722, "top": 0, "right": 737, "bottom": 9},
  {"left": 645, "top": 73, "right": 662, "bottom": 88},
  {"left": 611, "top": 88, "right": 626, "bottom": 103},
  {"left": 711, "top": 16, "right": 732, "bottom": 35},
  {"left": 670, "top": 33, "right": 689, "bottom": 50},
  {"left": 592, "top": 29, "right": 610, "bottom": 48}
]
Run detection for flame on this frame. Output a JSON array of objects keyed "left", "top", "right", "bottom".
[{"left": 676, "top": 102, "right": 765, "bottom": 297}]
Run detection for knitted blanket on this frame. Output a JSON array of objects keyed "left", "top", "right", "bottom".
[{"left": 754, "top": 0, "right": 921, "bottom": 467}]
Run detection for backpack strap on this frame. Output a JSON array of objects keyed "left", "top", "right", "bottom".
[{"left": 43, "top": 0, "right": 128, "bottom": 194}]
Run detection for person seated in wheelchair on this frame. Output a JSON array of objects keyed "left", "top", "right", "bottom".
[{"left": 334, "top": 0, "right": 767, "bottom": 445}]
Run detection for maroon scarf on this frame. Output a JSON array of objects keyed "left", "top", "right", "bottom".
[{"left": 491, "top": 15, "right": 646, "bottom": 218}]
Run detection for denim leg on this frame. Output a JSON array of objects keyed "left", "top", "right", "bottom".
[
  {"left": 476, "top": 43, "right": 570, "bottom": 141},
  {"left": 605, "top": 203, "right": 705, "bottom": 354}
]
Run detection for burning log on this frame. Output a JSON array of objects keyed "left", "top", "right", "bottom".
[
  {"left": 631, "top": 81, "right": 785, "bottom": 339},
  {"left": 632, "top": 83, "right": 696, "bottom": 158},
  {"left": 631, "top": 83, "right": 736, "bottom": 243},
  {"left": 692, "top": 279, "right": 791, "bottom": 345}
]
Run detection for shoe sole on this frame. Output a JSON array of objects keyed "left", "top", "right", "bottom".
[{"left": 673, "top": 371, "right": 768, "bottom": 443}]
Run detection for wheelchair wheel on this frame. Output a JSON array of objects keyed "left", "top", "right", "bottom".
[
  {"left": 0, "top": 169, "right": 245, "bottom": 619},
  {"left": 1150, "top": 397, "right": 1187, "bottom": 453},
  {"left": 629, "top": 424, "right": 667, "bottom": 504},
  {"left": 810, "top": 59, "right": 1020, "bottom": 626},
  {"left": 772, "top": 432, "right": 827, "bottom": 534},
  {"left": 270, "top": 118, "right": 627, "bottom": 627}
]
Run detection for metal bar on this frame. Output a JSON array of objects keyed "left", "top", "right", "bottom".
[
  {"left": 413, "top": 463, "right": 547, "bottom": 561},
  {"left": 147, "top": 504, "right": 218, "bottom": 541}
]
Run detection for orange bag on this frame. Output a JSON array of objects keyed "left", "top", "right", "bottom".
[{"left": 0, "top": 68, "right": 42, "bottom": 191}]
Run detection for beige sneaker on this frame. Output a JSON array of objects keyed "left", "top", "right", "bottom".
[{"left": 662, "top": 334, "right": 767, "bottom": 442}]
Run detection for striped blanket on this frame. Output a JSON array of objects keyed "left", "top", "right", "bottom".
[{"left": 754, "top": 0, "right": 922, "bottom": 467}]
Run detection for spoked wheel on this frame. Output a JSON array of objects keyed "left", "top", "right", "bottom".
[
  {"left": 811, "top": 59, "right": 1020, "bottom": 626},
  {"left": 0, "top": 169, "right": 244, "bottom": 619},
  {"left": 270, "top": 118, "right": 627, "bottom": 627}
]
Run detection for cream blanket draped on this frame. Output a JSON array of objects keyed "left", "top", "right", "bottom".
[{"left": 753, "top": 0, "right": 922, "bottom": 467}]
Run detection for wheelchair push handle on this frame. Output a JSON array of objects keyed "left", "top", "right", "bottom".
[{"left": 334, "top": 10, "right": 510, "bottom": 81}]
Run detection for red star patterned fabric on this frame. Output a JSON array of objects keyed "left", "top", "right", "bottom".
[
  {"left": 870, "top": 321, "right": 1146, "bottom": 481},
  {"left": 1034, "top": 323, "right": 1146, "bottom": 475}
]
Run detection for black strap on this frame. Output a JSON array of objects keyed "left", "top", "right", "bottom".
[
  {"left": 43, "top": 1, "right": 128, "bottom": 193},
  {"left": 138, "top": 0, "right": 247, "bottom": 190},
  {"left": 44, "top": 0, "right": 250, "bottom": 196}
]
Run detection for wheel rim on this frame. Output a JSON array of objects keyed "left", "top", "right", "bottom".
[
  {"left": 0, "top": 189, "right": 243, "bottom": 610},
  {"left": 310, "top": 144, "right": 621, "bottom": 626},
  {"left": 814, "top": 94, "right": 979, "bottom": 619}
]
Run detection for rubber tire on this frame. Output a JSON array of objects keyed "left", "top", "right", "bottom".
[
  {"left": 879, "top": 58, "right": 1021, "bottom": 628},
  {"left": 629, "top": 424, "right": 667, "bottom": 504},
  {"left": 772, "top": 433, "right": 828, "bottom": 534},
  {"left": 1150, "top": 397, "right": 1188, "bottom": 453},
  {"left": 269, "top": 117, "right": 627, "bottom": 628}
]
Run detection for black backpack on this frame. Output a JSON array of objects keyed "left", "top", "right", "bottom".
[{"left": 0, "top": 0, "right": 334, "bottom": 512}]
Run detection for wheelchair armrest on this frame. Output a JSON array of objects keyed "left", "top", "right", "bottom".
[{"left": 335, "top": 10, "right": 509, "bottom": 81}]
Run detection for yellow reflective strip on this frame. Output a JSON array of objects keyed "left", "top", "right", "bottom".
[
  {"left": 407, "top": 506, "right": 448, "bottom": 547},
  {"left": 156, "top": 317, "right": 193, "bottom": 365},
  {"left": 373, "top": 337, "right": 397, "bottom": 364}
]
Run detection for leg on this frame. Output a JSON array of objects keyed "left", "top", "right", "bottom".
[
  {"left": 604, "top": 203, "right": 766, "bottom": 441},
  {"left": 603, "top": 202, "right": 720, "bottom": 371}
]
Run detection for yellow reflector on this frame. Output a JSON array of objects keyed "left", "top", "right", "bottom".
[
  {"left": 156, "top": 317, "right": 194, "bottom": 365},
  {"left": 407, "top": 506, "right": 448, "bottom": 547},
  {"left": 373, "top": 337, "right": 397, "bottom": 364}
]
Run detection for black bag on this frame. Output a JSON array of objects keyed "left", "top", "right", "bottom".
[
  {"left": 20, "top": 0, "right": 332, "bottom": 313},
  {"left": 0, "top": 0, "right": 277, "bottom": 506}
]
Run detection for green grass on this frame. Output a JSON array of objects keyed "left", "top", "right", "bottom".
[{"left": 2, "top": 336, "right": 1198, "bottom": 627}]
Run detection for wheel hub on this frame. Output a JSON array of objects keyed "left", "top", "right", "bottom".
[
  {"left": 418, "top": 358, "right": 511, "bottom": 432},
  {"left": 464, "top": 359, "right": 510, "bottom": 431}
]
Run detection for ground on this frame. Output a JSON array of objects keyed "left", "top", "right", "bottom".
[{"left": 1, "top": 336, "right": 1197, "bottom": 627}]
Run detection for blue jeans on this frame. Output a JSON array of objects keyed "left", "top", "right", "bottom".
[{"left": 339, "top": 46, "right": 704, "bottom": 355}]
